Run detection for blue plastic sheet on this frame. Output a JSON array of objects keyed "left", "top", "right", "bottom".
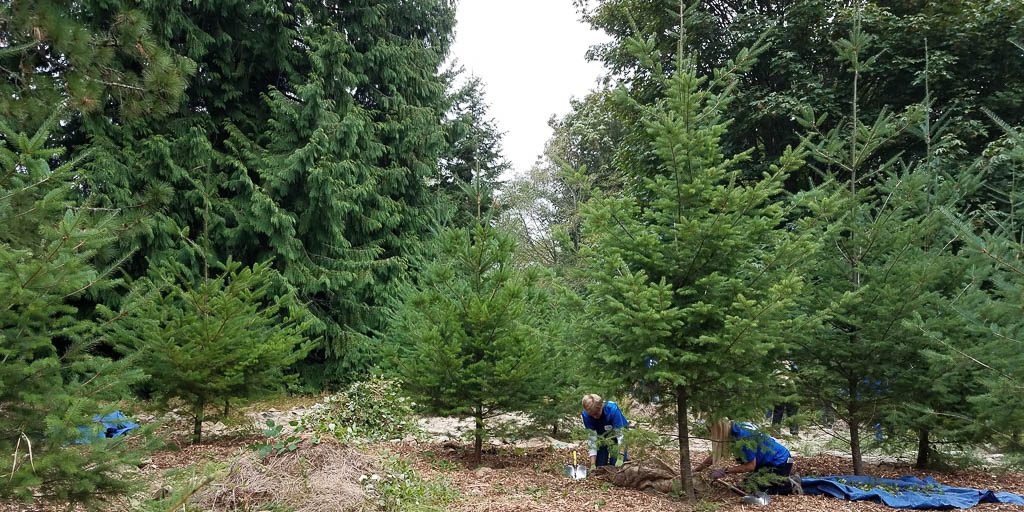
[
  {"left": 802, "top": 475, "right": 1024, "bottom": 509},
  {"left": 75, "top": 411, "right": 140, "bottom": 444}
]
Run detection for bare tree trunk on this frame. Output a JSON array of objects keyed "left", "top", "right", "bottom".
[
  {"left": 474, "top": 405, "right": 483, "bottom": 465},
  {"left": 193, "top": 401, "right": 205, "bottom": 444},
  {"left": 676, "top": 385, "right": 695, "bottom": 501},
  {"left": 915, "top": 429, "right": 930, "bottom": 469}
]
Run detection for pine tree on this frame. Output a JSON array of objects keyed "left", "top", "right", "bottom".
[
  {"left": 0, "top": 114, "right": 149, "bottom": 506},
  {"left": 0, "top": 0, "right": 191, "bottom": 130},
  {"left": 390, "top": 195, "right": 558, "bottom": 463},
  {"left": 581, "top": 13, "right": 812, "bottom": 499},
  {"left": 107, "top": 261, "right": 313, "bottom": 443}
]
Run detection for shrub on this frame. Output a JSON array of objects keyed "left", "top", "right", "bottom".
[{"left": 302, "top": 378, "right": 418, "bottom": 442}]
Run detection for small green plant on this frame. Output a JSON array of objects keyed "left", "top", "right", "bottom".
[
  {"left": 250, "top": 419, "right": 310, "bottom": 458},
  {"left": 302, "top": 378, "right": 418, "bottom": 442},
  {"left": 362, "top": 453, "right": 459, "bottom": 511},
  {"left": 695, "top": 500, "right": 721, "bottom": 512},
  {"left": 742, "top": 468, "right": 788, "bottom": 494}
]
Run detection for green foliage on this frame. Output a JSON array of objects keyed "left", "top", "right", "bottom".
[
  {"left": 107, "top": 260, "right": 313, "bottom": 443},
  {"left": 74, "top": 0, "right": 460, "bottom": 384},
  {"left": 390, "top": 215, "right": 560, "bottom": 462},
  {"left": 0, "top": 114, "right": 150, "bottom": 506},
  {"left": 362, "top": 453, "right": 460, "bottom": 512},
  {"left": 791, "top": 7, "right": 983, "bottom": 474},
  {"left": 0, "top": 0, "right": 191, "bottom": 129},
  {"left": 301, "top": 378, "right": 419, "bottom": 443},
  {"left": 252, "top": 419, "right": 309, "bottom": 459},
  {"left": 581, "top": 18, "right": 812, "bottom": 499},
  {"left": 575, "top": 0, "right": 1024, "bottom": 188},
  {"left": 439, "top": 74, "right": 511, "bottom": 225}
]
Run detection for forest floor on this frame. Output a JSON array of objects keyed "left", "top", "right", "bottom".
[{"left": 3, "top": 400, "right": 1024, "bottom": 511}]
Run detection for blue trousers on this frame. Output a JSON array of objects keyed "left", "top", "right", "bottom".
[{"left": 595, "top": 443, "right": 629, "bottom": 467}]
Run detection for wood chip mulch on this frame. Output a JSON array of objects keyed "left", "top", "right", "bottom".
[{"left": 382, "top": 442, "right": 1024, "bottom": 512}]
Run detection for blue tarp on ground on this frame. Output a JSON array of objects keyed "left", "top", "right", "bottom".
[
  {"left": 75, "top": 411, "right": 140, "bottom": 444},
  {"left": 801, "top": 475, "right": 1024, "bottom": 509}
]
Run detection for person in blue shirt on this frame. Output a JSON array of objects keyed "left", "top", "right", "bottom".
[
  {"left": 695, "top": 419, "right": 801, "bottom": 495},
  {"left": 581, "top": 394, "right": 629, "bottom": 468}
]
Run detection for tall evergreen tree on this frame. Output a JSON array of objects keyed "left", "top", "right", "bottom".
[
  {"left": 77, "top": 0, "right": 459, "bottom": 384},
  {"left": 581, "top": 19, "right": 812, "bottom": 499},
  {"left": 439, "top": 74, "right": 511, "bottom": 224},
  {"left": 791, "top": 10, "right": 978, "bottom": 474}
]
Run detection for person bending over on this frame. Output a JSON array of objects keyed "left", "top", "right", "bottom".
[
  {"left": 581, "top": 394, "right": 628, "bottom": 468},
  {"left": 695, "top": 419, "right": 801, "bottom": 495}
]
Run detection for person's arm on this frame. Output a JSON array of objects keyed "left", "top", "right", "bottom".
[
  {"left": 728, "top": 459, "right": 757, "bottom": 473},
  {"left": 610, "top": 406, "right": 628, "bottom": 461},
  {"left": 587, "top": 429, "right": 598, "bottom": 467}
]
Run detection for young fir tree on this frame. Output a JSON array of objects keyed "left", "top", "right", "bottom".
[
  {"left": 0, "top": 115, "right": 149, "bottom": 506},
  {"left": 1, "top": 3, "right": 186, "bottom": 505},
  {"left": 939, "top": 105, "right": 1024, "bottom": 455},
  {"left": 107, "top": 261, "right": 313, "bottom": 443},
  {"left": 581, "top": 13, "right": 812, "bottom": 500},
  {"left": 792, "top": 9, "right": 978, "bottom": 474},
  {"left": 390, "top": 191, "right": 558, "bottom": 463}
]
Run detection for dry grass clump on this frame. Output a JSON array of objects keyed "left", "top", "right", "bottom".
[{"left": 195, "top": 438, "right": 372, "bottom": 511}]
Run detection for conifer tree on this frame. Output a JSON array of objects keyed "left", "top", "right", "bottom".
[
  {"left": 939, "top": 105, "right": 1024, "bottom": 455},
  {"left": 77, "top": 0, "right": 459, "bottom": 383},
  {"left": 581, "top": 13, "right": 812, "bottom": 499},
  {"left": 791, "top": 10, "right": 978, "bottom": 474},
  {"left": 0, "top": 115, "right": 148, "bottom": 506},
  {"left": 107, "top": 261, "right": 313, "bottom": 443},
  {"left": 0, "top": 3, "right": 186, "bottom": 504},
  {"left": 390, "top": 191, "right": 558, "bottom": 463},
  {"left": 440, "top": 74, "right": 511, "bottom": 225}
]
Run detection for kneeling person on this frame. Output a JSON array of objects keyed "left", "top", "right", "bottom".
[
  {"left": 695, "top": 419, "right": 801, "bottom": 495},
  {"left": 581, "top": 394, "right": 629, "bottom": 468}
]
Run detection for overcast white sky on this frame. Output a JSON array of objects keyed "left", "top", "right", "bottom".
[{"left": 449, "top": 1, "right": 610, "bottom": 178}]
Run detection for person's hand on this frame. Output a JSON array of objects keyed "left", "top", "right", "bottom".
[
  {"left": 614, "top": 456, "right": 624, "bottom": 467},
  {"left": 711, "top": 468, "right": 727, "bottom": 480}
]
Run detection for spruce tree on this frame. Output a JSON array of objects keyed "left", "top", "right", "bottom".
[
  {"left": 581, "top": 18, "right": 811, "bottom": 499},
  {"left": 0, "top": 115, "right": 148, "bottom": 506},
  {"left": 440, "top": 74, "right": 511, "bottom": 225},
  {"left": 791, "top": 10, "right": 978, "bottom": 474},
  {"left": 107, "top": 261, "right": 312, "bottom": 443},
  {"left": 390, "top": 197, "right": 558, "bottom": 463}
]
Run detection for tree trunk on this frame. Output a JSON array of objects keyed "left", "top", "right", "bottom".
[
  {"left": 193, "top": 402, "right": 205, "bottom": 444},
  {"left": 474, "top": 405, "right": 483, "bottom": 465},
  {"left": 915, "top": 428, "right": 930, "bottom": 469},
  {"left": 846, "top": 380, "right": 863, "bottom": 475},
  {"left": 676, "top": 385, "right": 695, "bottom": 501}
]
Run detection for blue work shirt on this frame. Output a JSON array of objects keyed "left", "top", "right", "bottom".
[
  {"left": 582, "top": 401, "right": 629, "bottom": 437},
  {"left": 731, "top": 422, "right": 790, "bottom": 468}
]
